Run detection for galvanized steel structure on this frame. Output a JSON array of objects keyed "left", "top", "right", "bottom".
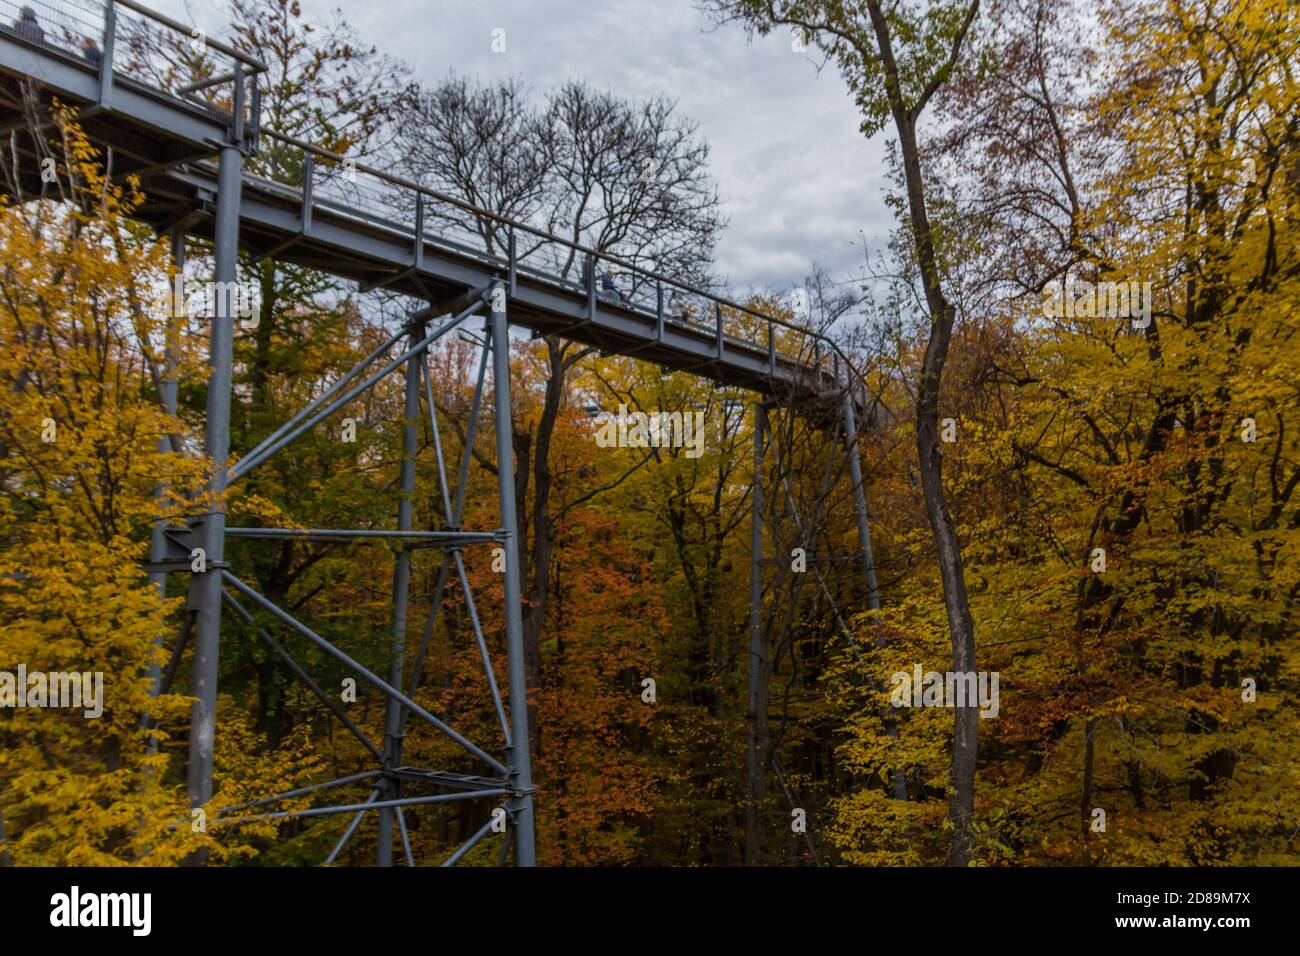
[{"left": 0, "top": 0, "right": 886, "bottom": 865}]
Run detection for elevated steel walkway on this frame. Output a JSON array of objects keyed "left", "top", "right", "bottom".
[
  {"left": 0, "top": 0, "right": 864, "bottom": 411},
  {"left": 0, "top": 0, "right": 882, "bottom": 868}
]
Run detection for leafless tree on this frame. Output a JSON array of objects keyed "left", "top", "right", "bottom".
[
  {"left": 394, "top": 75, "right": 550, "bottom": 256},
  {"left": 392, "top": 75, "right": 724, "bottom": 754}
]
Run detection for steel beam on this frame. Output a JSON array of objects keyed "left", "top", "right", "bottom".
[
  {"left": 185, "top": 143, "right": 243, "bottom": 823},
  {"left": 235, "top": 324, "right": 406, "bottom": 469},
  {"left": 490, "top": 281, "right": 537, "bottom": 866},
  {"left": 216, "top": 788, "right": 511, "bottom": 827},
  {"left": 223, "top": 528, "right": 498, "bottom": 546},
  {"left": 228, "top": 304, "right": 479, "bottom": 481},
  {"left": 442, "top": 810, "right": 503, "bottom": 867},
  {"left": 421, "top": 356, "right": 454, "bottom": 521},
  {"left": 222, "top": 571, "right": 508, "bottom": 776},
  {"left": 221, "top": 589, "right": 383, "bottom": 763},
  {"left": 452, "top": 551, "right": 512, "bottom": 745},
  {"left": 220, "top": 771, "right": 382, "bottom": 814},
  {"left": 378, "top": 322, "right": 424, "bottom": 866},
  {"left": 325, "top": 789, "right": 380, "bottom": 865},
  {"left": 396, "top": 807, "right": 415, "bottom": 866}
]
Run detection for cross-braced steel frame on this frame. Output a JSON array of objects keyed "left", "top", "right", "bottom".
[
  {"left": 149, "top": 147, "right": 538, "bottom": 864},
  {"left": 743, "top": 380, "right": 896, "bottom": 866},
  {"left": 0, "top": 0, "right": 891, "bottom": 867}
]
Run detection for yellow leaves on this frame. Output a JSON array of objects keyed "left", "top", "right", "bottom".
[
  {"left": 821, "top": 0, "right": 1300, "bottom": 867},
  {"left": 827, "top": 788, "right": 943, "bottom": 866},
  {"left": 202, "top": 699, "right": 324, "bottom": 857},
  {"left": 0, "top": 118, "right": 287, "bottom": 865}
]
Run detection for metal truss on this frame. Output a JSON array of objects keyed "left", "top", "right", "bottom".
[
  {"left": 0, "top": 0, "right": 891, "bottom": 868},
  {"left": 147, "top": 257, "right": 537, "bottom": 864},
  {"left": 744, "top": 383, "right": 892, "bottom": 865}
]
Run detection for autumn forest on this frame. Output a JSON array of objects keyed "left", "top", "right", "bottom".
[{"left": 1, "top": 0, "right": 1297, "bottom": 871}]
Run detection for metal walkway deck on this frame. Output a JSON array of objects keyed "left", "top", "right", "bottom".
[
  {"left": 0, "top": 0, "right": 881, "bottom": 868},
  {"left": 0, "top": 0, "right": 862, "bottom": 409}
]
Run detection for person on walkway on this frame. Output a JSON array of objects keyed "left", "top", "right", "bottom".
[
  {"left": 81, "top": 37, "right": 102, "bottom": 67},
  {"left": 13, "top": 7, "right": 44, "bottom": 44},
  {"left": 600, "top": 273, "right": 630, "bottom": 305},
  {"left": 667, "top": 292, "right": 689, "bottom": 324}
]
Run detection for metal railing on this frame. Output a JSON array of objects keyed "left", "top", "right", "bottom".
[
  {"left": 3, "top": 0, "right": 864, "bottom": 402},
  {"left": 249, "top": 128, "right": 864, "bottom": 399},
  {"left": 0, "top": 0, "right": 264, "bottom": 133}
]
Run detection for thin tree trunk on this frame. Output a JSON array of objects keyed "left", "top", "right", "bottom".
[
  {"left": 863, "top": 0, "right": 981, "bottom": 865},
  {"left": 0, "top": 803, "right": 12, "bottom": 866},
  {"left": 915, "top": 384, "right": 979, "bottom": 866},
  {"left": 1081, "top": 718, "right": 1095, "bottom": 864}
]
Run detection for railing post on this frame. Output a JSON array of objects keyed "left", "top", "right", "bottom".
[
  {"left": 300, "top": 153, "right": 314, "bottom": 234},
  {"left": 507, "top": 225, "right": 516, "bottom": 296},
  {"left": 98, "top": 1, "right": 117, "bottom": 106},
  {"left": 585, "top": 254, "right": 596, "bottom": 321},
  {"left": 231, "top": 66, "right": 245, "bottom": 145},
  {"left": 715, "top": 302, "right": 724, "bottom": 358},
  {"left": 248, "top": 80, "right": 261, "bottom": 154},
  {"left": 656, "top": 281, "right": 664, "bottom": 341},
  {"left": 767, "top": 322, "right": 775, "bottom": 372},
  {"left": 413, "top": 193, "right": 424, "bottom": 270}
]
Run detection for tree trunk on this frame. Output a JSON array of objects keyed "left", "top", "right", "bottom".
[
  {"left": 520, "top": 337, "right": 567, "bottom": 758},
  {"left": 865, "top": 0, "right": 980, "bottom": 861},
  {"left": 914, "top": 391, "right": 979, "bottom": 866}
]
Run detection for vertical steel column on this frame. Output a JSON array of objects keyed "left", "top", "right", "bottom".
[
  {"left": 844, "top": 391, "right": 907, "bottom": 800},
  {"left": 745, "top": 402, "right": 767, "bottom": 866},
  {"left": 146, "top": 230, "right": 184, "bottom": 751},
  {"left": 377, "top": 322, "right": 424, "bottom": 866},
  {"left": 490, "top": 281, "right": 536, "bottom": 866},
  {"left": 185, "top": 145, "right": 243, "bottom": 815},
  {"left": 842, "top": 393, "right": 881, "bottom": 611},
  {"left": 150, "top": 232, "right": 183, "bottom": 597}
]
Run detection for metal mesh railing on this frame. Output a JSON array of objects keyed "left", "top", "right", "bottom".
[
  {"left": 247, "top": 129, "right": 854, "bottom": 393},
  {"left": 1, "top": 0, "right": 854, "bottom": 397},
  {"left": 0, "top": 0, "right": 100, "bottom": 64},
  {"left": 0, "top": 0, "right": 262, "bottom": 125}
]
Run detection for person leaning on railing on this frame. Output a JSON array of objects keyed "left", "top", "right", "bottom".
[
  {"left": 11, "top": 6, "right": 44, "bottom": 44},
  {"left": 600, "top": 273, "right": 630, "bottom": 305},
  {"left": 80, "top": 36, "right": 101, "bottom": 67}
]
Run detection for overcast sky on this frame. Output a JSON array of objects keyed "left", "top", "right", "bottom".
[{"left": 161, "top": 0, "right": 895, "bottom": 296}]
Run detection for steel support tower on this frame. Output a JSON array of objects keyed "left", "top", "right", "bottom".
[{"left": 0, "top": 0, "right": 886, "bottom": 866}]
